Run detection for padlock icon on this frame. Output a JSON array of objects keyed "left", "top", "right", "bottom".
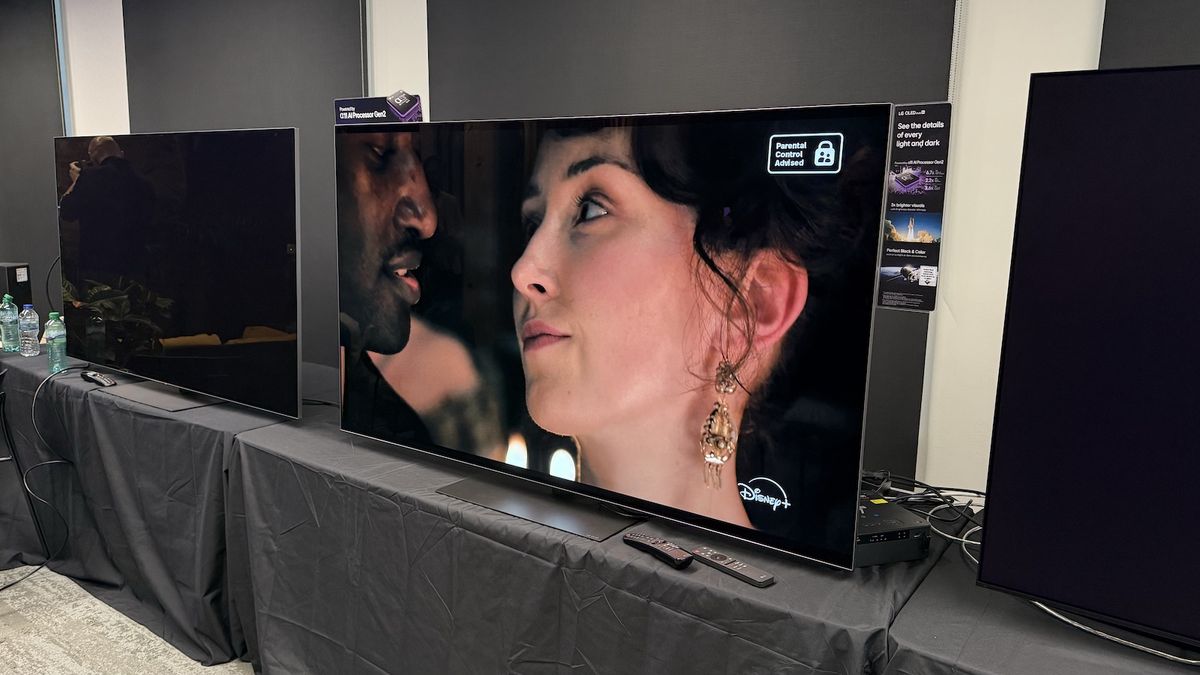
[{"left": 814, "top": 140, "right": 836, "bottom": 167}]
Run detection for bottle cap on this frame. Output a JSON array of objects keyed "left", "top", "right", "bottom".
[
  {"left": 48, "top": 312, "right": 60, "bottom": 320},
  {"left": 2, "top": 294, "right": 11, "bottom": 303},
  {"left": 23, "top": 304, "right": 32, "bottom": 310}
]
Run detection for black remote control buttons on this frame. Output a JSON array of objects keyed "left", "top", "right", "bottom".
[
  {"left": 691, "top": 546, "right": 775, "bottom": 587},
  {"left": 623, "top": 532, "right": 694, "bottom": 569}
]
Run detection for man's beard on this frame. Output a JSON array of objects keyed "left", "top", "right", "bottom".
[
  {"left": 340, "top": 269, "right": 413, "bottom": 356},
  {"left": 361, "top": 307, "right": 412, "bottom": 355}
]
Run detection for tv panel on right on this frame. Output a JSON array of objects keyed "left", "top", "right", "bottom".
[
  {"left": 335, "top": 104, "right": 891, "bottom": 569},
  {"left": 980, "top": 65, "right": 1200, "bottom": 649}
]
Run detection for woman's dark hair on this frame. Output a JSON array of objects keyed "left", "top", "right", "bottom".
[{"left": 536, "top": 117, "right": 884, "bottom": 461}]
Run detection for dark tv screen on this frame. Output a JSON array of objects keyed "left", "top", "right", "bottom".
[
  {"left": 55, "top": 129, "right": 299, "bottom": 417},
  {"left": 980, "top": 66, "right": 1200, "bottom": 648},
  {"left": 336, "top": 105, "right": 890, "bottom": 568}
]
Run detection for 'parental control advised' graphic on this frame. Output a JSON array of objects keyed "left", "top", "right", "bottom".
[{"left": 767, "top": 133, "right": 843, "bottom": 174}]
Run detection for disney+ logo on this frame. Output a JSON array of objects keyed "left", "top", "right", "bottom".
[{"left": 738, "top": 477, "right": 792, "bottom": 512}]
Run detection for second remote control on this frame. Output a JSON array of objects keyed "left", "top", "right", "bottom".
[
  {"left": 691, "top": 546, "right": 775, "bottom": 587},
  {"left": 82, "top": 370, "right": 118, "bottom": 387},
  {"left": 623, "top": 532, "right": 694, "bottom": 569}
]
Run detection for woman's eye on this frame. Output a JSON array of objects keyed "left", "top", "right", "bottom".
[
  {"left": 577, "top": 198, "right": 609, "bottom": 224},
  {"left": 522, "top": 213, "right": 542, "bottom": 239}
]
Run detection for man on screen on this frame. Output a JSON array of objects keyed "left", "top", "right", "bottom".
[
  {"left": 337, "top": 130, "right": 438, "bottom": 442},
  {"left": 338, "top": 129, "right": 505, "bottom": 456}
]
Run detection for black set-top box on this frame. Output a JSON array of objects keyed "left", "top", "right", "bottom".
[
  {"left": 856, "top": 499, "right": 931, "bottom": 567},
  {"left": 0, "top": 263, "right": 32, "bottom": 308}
]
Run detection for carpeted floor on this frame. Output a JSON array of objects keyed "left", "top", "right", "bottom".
[{"left": 0, "top": 566, "right": 252, "bottom": 675}]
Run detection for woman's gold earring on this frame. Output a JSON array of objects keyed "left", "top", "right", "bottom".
[{"left": 701, "top": 360, "right": 738, "bottom": 488}]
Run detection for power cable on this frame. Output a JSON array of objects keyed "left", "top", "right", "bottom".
[
  {"left": 0, "top": 459, "right": 71, "bottom": 593},
  {"left": 44, "top": 256, "right": 61, "bottom": 314},
  {"left": 0, "top": 367, "right": 88, "bottom": 594}
]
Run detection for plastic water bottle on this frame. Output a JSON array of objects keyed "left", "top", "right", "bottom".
[
  {"left": 45, "top": 312, "right": 67, "bottom": 374},
  {"left": 18, "top": 305, "right": 39, "bottom": 357},
  {"left": 0, "top": 294, "right": 17, "bottom": 353}
]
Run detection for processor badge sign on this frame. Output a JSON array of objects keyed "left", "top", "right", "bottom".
[{"left": 739, "top": 477, "right": 792, "bottom": 512}]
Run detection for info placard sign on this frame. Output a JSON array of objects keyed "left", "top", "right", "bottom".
[{"left": 877, "top": 102, "right": 952, "bottom": 312}]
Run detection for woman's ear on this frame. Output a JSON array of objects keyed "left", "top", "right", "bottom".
[{"left": 742, "top": 252, "right": 808, "bottom": 352}]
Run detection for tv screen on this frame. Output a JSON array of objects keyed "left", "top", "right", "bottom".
[
  {"left": 55, "top": 129, "right": 299, "bottom": 417},
  {"left": 336, "top": 105, "right": 890, "bottom": 568},
  {"left": 980, "top": 66, "right": 1200, "bottom": 648}
]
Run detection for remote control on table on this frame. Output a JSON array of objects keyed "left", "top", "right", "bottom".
[
  {"left": 623, "top": 531, "right": 694, "bottom": 569},
  {"left": 81, "top": 370, "right": 117, "bottom": 387},
  {"left": 691, "top": 545, "right": 775, "bottom": 587}
]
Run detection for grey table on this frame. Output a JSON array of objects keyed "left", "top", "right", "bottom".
[
  {"left": 885, "top": 543, "right": 1200, "bottom": 674},
  {"left": 227, "top": 414, "right": 955, "bottom": 675},
  {"left": 1, "top": 353, "right": 127, "bottom": 583},
  {"left": 0, "top": 352, "right": 283, "bottom": 664}
]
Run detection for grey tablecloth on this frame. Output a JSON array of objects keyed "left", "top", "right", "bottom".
[
  {"left": 0, "top": 354, "right": 54, "bottom": 564},
  {"left": 885, "top": 544, "right": 1200, "bottom": 674},
  {"left": 1, "top": 353, "right": 123, "bottom": 582},
  {"left": 227, "top": 415, "right": 954, "bottom": 675},
  {"left": 0, "top": 352, "right": 281, "bottom": 664}
]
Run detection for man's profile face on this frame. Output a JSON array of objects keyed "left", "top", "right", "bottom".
[{"left": 337, "top": 131, "right": 437, "bottom": 354}]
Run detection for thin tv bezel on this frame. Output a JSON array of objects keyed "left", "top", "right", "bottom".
[
  {"left": 53, "top": 127, "right": 302, "bottom": 419},
  {"left": 336, "top": 103, "right": 893, "bottom": 570},
  {"left": 977, "top": 64, "right": 1200, "bottom": 650}
]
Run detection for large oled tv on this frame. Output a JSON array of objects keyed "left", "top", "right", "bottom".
[
  {"left": 336, "top": 105, "right": 890, "bottom": 568},
  {"left": 55, "top": 129, "right": 300, "bottom": 417},
  {"left": 981, "top": 66, "right": 1200, "bottom": 649}
]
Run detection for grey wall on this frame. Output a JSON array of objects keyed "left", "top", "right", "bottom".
[
  {"left": 1101, "top": 0, "right": 1200, "bottom": 68},
  {"left": 0, "top": 0, "right": 65, "bottom": 301},
  {"left": 430, "top": 0, "right": 955, "bottom": 118},
  {"left": 122, "top": 0, "right": 367, "bottom": 367},
  {"left": 427, "top": 0, "right": 957, "bottom": 475}
]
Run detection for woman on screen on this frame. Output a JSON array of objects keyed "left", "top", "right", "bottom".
[{"left": 510, "top": 120, "right": 875, "bottom": 527}]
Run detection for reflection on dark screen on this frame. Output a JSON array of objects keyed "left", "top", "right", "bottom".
[
  {"left": 55, "top": 129, "right": 298, "bottom": 417},
  {"left": 981, "top": 66, "right": 1200, "bottom": 647}
]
